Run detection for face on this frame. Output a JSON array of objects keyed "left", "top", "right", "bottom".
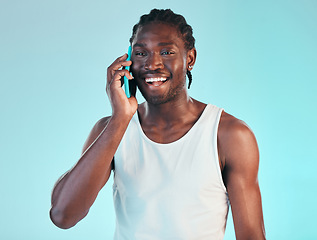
[{"left": 131, "top": 22, "right": 195, "bottom": 105}]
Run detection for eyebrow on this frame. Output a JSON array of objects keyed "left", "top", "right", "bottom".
[
  {"left": 158, "top": 42, "right": 176, "bottom": 47},
  {"left": 133, "top": 42, "right": 177, "bottom": 48},
  {"left": 133, "top": 43, "right": 146, "bottom": 48}
]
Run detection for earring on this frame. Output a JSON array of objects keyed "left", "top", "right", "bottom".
[{"left": 188, "top": 65, "right": 193, "bottom": 70}]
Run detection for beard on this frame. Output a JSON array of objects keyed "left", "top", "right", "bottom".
[{"left": 136, "top": 77, "right": 186, "bottom": 105}]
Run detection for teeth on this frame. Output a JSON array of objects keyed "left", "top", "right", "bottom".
[{"left": 145, "top": 77, "right": 167, "bottom": 83}]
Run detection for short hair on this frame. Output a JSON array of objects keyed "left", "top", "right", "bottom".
[{"left": 130, "top": 9, "right": 195, "bottom": 89}]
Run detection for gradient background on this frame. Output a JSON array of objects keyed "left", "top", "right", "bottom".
[{"left": 1, "top": 0, "right": 316, "bottom": 239}]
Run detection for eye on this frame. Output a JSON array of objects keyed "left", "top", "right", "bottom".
[
  {"left": 135, "top": 51, "right": 146, "bottom": 56},
  {"left": 161, "top": 51, "right": 175, "bottom": 55}
]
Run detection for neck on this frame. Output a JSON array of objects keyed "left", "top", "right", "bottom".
[
  {"left": 147, "top": 96, "right": 191, "bottom": 121},
  {"left": 138, "top": 91, "right": 207, "bottom": 128},
  {"left": 137, "top": 94, "right": 207, "bottom": 144}
]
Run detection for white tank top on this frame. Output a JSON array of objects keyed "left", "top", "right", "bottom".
[{"left": 113, "top": 104, "right": 229, "bottom": 240}]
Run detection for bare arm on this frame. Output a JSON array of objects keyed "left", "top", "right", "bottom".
[
  {"left": 218, "top": 112, "right": 266, "bottom": 240},
  {"left": 50, "top": 53, "right": 138, "bottom": 229}
]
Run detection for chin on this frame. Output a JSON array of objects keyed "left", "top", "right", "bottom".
[
  {"left": 145, "top": 96, "right": 171, "bottom": 105},
  {"left": 140, "top": 88, "right": 185, "bottom": 106}
]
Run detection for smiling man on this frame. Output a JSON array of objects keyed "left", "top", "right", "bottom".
[{"left": 50, "top": 9, "right": 266, "bottom": 240}]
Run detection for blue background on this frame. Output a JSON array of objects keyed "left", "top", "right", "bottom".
[{"left": 1, "top": 0, "right": 316, "bottom": 239}]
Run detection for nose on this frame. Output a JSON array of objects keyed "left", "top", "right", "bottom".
[{"left": 144, "top": 52, "right": 163, "bottom": 70}]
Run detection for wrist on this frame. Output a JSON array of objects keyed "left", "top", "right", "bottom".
[{"left": 110, "top": 111, "right": 134, "bottom": 125}]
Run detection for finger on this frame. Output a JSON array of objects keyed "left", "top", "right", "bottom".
[
  {"left": 107, "top": 60, "right": 132, "bottom": 82},
  {"left": 113, "top": 53, "right": 128, "bottom": 64},
  {"left": 116, "top": 60, "right": 132, "bottom": 71},
  {"left": 106, "top": 70, "right": 132, "bottom": 96},
  {"left": 111, "top": 69, "right": 133, "bottom": 86},
  {"left": 108, "top": 54, "right": 130, "bottom": 71},
  {"left": 108, "top": 61, "right": 132, "bottom": 75}
]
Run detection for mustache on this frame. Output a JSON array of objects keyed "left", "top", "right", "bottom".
[
  {"left": 140, "top": 70, "right": 170, "bottom": 76},
  {"left": 142, "top": 70, "right": 166, "bottom": 75}
]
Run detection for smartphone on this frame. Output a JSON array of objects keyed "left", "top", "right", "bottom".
[{"left": 123, "top": 46, "right": 132, "bottom": 98}]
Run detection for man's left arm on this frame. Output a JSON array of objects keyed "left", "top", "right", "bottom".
[{"left": 219, "top": 114, "right": 266, "bottom": 240}]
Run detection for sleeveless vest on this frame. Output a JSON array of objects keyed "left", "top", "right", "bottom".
[{"left": 113, "top": 104, "right": 229, "bottom": 240}]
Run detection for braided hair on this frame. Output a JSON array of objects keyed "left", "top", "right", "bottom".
[{"left": 130, "top": 9, "right": 195, "bottom": 89}]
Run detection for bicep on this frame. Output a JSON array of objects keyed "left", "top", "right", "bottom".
[
  {"left": 82, "top": 117, "right": 115, "bottom": 172},
  {"left": 221, "top": 121, "right": 265, "bottom": 239},
  {"left": 52, "top": 117, "right": 113, "bottom": 202}
]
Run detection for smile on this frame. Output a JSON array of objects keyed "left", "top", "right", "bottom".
[
  {"left": 145, "top": 77, "right": 167, "bottom": 83},
  {"left": 144, "top": 77, "right": 168, "bottom": 87}
]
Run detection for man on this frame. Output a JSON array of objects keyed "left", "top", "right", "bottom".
[{"left": 50, "top": 9, "right": 266, "bottom": 240}]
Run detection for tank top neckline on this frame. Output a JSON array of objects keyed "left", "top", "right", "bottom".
[{"left": 134, "top": 104, "right": 213, "bottom": 146}]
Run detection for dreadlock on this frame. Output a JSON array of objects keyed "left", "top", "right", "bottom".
[{"left": 130, "top": 9, "right": 195, "bottom": 89}]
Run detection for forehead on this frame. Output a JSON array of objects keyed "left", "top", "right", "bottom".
[{"left": 132, "top": 22, "right": 184, "bottom": 47}]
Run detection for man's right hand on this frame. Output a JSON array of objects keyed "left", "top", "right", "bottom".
[{"left": 106, "top": 53, "right": 138, "bottom": 119}]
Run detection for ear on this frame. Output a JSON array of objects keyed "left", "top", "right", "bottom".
[{"left": 186, "top": 48, "right": 197, "bottom": 71}]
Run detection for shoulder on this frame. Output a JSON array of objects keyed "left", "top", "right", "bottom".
[
  {"left": 94, "top": 116, "right": 112, "bottom": 131},
  {"left": 89, "top": 116, "right": 112, "bottom": 138},
  {"left": 218, "top": 111, "right": 255, "bottom": 142},
  {"left": 81, "top": 116, "right": 111, "bottom": 154},
  {"left": 218, "top": 111, "right": 259, "bottom": 171}
]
